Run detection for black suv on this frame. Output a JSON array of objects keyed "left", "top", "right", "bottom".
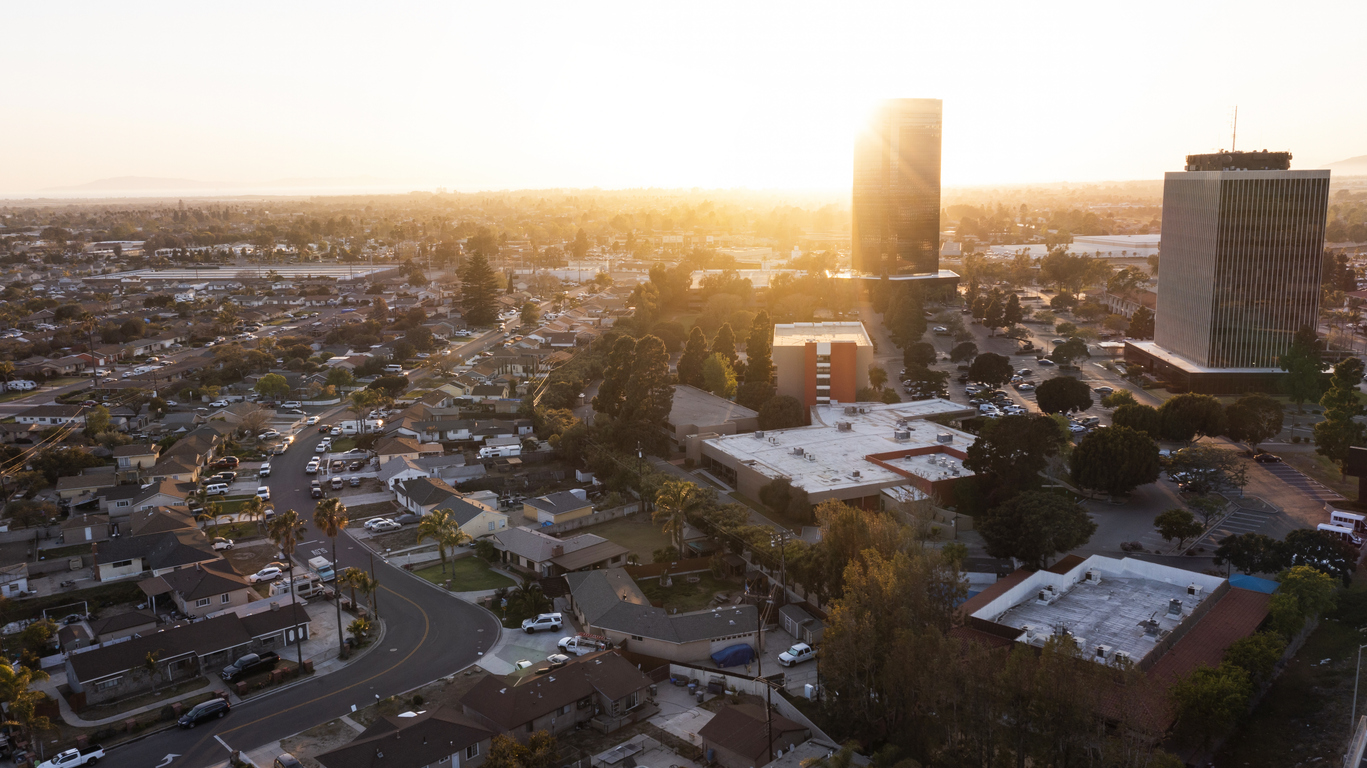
[{"left": 178, "top": 697, "right": 230, "bottom": 728}]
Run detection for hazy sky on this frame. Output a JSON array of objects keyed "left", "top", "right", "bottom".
[{"left": 3, "top": 1, "right": 1364, "bottom": 197}]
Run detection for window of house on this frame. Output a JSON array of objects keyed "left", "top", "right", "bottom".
[
  {"left": 115, "top": 500, "right": 129, "bottom": 508},
  {"left": 488, "top": 521, "right": 496, "bottom": 531},
  {"left": 196, "top": 598, "right": 211, "bottom": 608},
  {"left": 526, "top": 722, "right": 535, "bottom": 733},
  {"left": 221, "top": 593, "right": 231, "bottom": 603},
  {"left": 561, "top": 704, "right": 571, "bottom": 715},
  {"left": 631, "top": 635, "right": 643, "bottom": 641},
  {"left": 465, "top": 743, "right": 480, "bottom": 759},
  {"left": 95, "top": 677, "right": 121, "bottom": 691},
  {"left": 113, "top": 559, "right": 134, "bottom": 568}
]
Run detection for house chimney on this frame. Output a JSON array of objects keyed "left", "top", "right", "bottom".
[{"left": 552, "top": 545, "right": 564, "bottom": 558}]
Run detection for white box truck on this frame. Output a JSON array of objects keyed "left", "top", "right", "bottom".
[
  {"left": 307, "top": 556, "right": 335, "bottom": 582},
  {"left": 478, "top": 444, "right": 522, "bottom": 460},
  {"left": 269, "top": 573, "right": 326, "bottom": 600}
]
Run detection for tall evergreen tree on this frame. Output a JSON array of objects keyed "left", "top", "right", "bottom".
[
  {"left": 1279, "top": 326, "right": 1325, "bottom": 413},
  {"left": 1003, "top": 293, "right": 1024, "bottom": 326},
  {"left": 712, "top": 323, "right": 739, "bottom": 371},
  {"left": 592, "top": 336, "right": 637, "bottom": 418},
  {"left": 677, "top": 327, "right": 710, "bottom": 389},
  {"left": 742, "top": 310, "right": 773, "bottom": 385},
  {"left": 619, "top": 335, "right": 675, "bottom": 429},
  {"left": 1128, "top": 306, "right": 1155, "bottom": 339},
  {"left": 459, "top": 253, "right": 499, "bottom": 327},
  {"left": 1315, "top": 356, "right": 1366, "bottom": 470}
]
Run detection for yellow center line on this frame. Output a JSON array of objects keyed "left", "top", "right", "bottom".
[{"left": 219, "top": 583, "right": 431, "bottom": 736}]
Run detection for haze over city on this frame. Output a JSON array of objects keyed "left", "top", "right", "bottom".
[{"left": 3, "top": 0, "right": 1366, "bottom": 198}]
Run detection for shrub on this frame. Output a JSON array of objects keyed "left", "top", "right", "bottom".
[{"left": 412, "top": 694, "right": 425, "bottom": 706}]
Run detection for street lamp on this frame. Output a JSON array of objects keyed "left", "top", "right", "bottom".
[{"left": 1353, "top": 644, "right": 1367, "bottom": 728}]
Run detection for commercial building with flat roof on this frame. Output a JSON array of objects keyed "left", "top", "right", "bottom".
[
  {"left": 1126, "top": 150, "right": 1330, "bottom": 392},
  {"left": 668, "top": 385, "right": 759, "bottom": 458},
  {"left": 852, "top": 98, "right": 943, "bottom": 275},
  {"left": 700, "top": 399, "right": 976, "bottom": 508},
  {"left": 772, "top": 322, "right": 875, "bottom": 408}
]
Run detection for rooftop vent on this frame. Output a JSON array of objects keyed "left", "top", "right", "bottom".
[
  {"left": 844, "top": 406, "right": 858, "bottom": 415},
  {"left": 1114, "top": 650, "right": 1132, "bottom": 664},
  {"left": 792, "top": 447, "right": 804, "bottom": 456},
  {"left": 852, "top": 470, "right": 861, "bottom": 479},
  {"left": 858, "top": 407, "right": 869, "bottom": 414},
  {"left": 1084, "top": 569, "right": 1102, "bottom": 585},
  {"left": 1167, "top": 598, "right": 1183, "bottom": 618},
  {"left": 837, "top": 422, "right": 852, "bottom": 432},
  {"left": 806, "top": 454, "right": 816, "bottom": 462},
  {"left": 894, "top": 430, "right": 911, "bottom": 441},
  {"left": 936, "top": 432, "right": 953, "bottom": 444},
  {"left": 1139, "top": 618, "right": 1162, "bottom": 639},
  {"left": 754, "top": 431, "right": 765, "bottom": 439},
  {"left": 1187, "top": 584, "right": 1202, "bottom": 597}
]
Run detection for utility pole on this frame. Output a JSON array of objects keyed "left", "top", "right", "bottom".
[{"left": 369, "top": 551, "right": 381, "bottom": 622}]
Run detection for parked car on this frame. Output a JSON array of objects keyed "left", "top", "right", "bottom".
[
  {"left": 521, "top": 613, "right": 563, "bottom": 633},
  {"left": 394, "top": 514, "right": 421, "bottom": 526},
  {"left": 306, "top": 416, "right": 320, "bottom": 425},
  {"left": 318, "top": 424, "right": 332, "bottom": 433},
  {"left": 557, "top": 636, "right": 605, "bottom": 655},
  {"left": 311, "top": 483, "right": 324, "bottom": 499},
  {"left": 1254, "top": 453, "right": 1282, "bottom": 463},
  {"left": 216, "top": 456, "right": 240, "bottom": 469},
  {"left": 282, "top": 401, "right": 302, "bottom": 409},
  {"left": 329, "top": 427, "right": 342, "bottom": 436},
  {"left": 259, "top": 463, "right": 272, "bottom": 477},
  {"left": 369, "top": 519, "right": 401, "bottom": 532},
  {"left": 36, "top": 745, "right": 105, "bottom": 768},
  {"left": 778, "top": 643, "right": 816, "bottom": 667},
  {"left": 546, "top": 653, "right": 571, "bottom": 668},
  {"left": 178, "top": 697, "right": 230, "bottom": 728},
  {"left": 210, "top": 400, "right": 229, "bottom": 407},
  {"left": 204, "top": 483, "right": 230, "bottom": 496},
  {"left": 1094, "top": 386, "right": 1114, "bottom": 395},
  {"left": 1038, "top": 359, "right": 1056, "bottom": 367},
  {"left": 349, "top": 476, "right": 361, "bottom": 487},
  {"left": 211, "top": 537, "right": 234, "bottom": 551},
  {"left": 305, "top": 460, "right": 320, "bottom": 475},
  {"left": 348, "top": 460, "right": 364, "bottom": 471},
  {"left": 250, "top": 566, "right": 284, "bottom": 583},
  {"left": 256, "top": 486, "right": 271, "bottom": 500},
  {"left": 221, "top": 652, "right": 280, "bottom": 682},
  {"left": 258, "top": 429, "right": 281, "bottom": 440},
  {"left": 314, "top": 442, "right": 329, "bottom": 454},
  {"left": 364, "top": 517, "right": 397, "bottom": 531}
]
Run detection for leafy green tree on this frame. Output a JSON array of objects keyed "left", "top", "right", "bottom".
[
  {"left": 1314, "top": 356, "right": 1366, "bottom": 470},
  {"left": 901, "top": 365, "right": 949, "bottom": 399},
  {"left": 949, "top": 341, "right": 978, "bottom": 363},
  {"left": 1279, "top": 325, "right": 1325, "bottom": 413},
  {"left": 1049, "top": 338, "right": 1090, "bottom": 368},
  {"left": 1281, "top": 529, "right": 1359, "bottom": 585},
  {"left": 1222, "top": 632, "right": 1286, "bottom": 686},
  {"left": 1214, "top": 533, "right": 1287, "bottom": 575},
  {"left": 459, "top": 253, "right": 500, "bottom": 327},
  {"left": 1055, "top": 321, "right": 1079, "bottom": 336},
  {"left": 255, "top": 373, "right": 290, "bottom": 400},
  {"left": 1167, "top": 444, "right": 1248, "bottom": 495},
  {"left": 83, "top": 405, "right": 110, "bottom": 435},
  {"left": 758, "top": 395, "right": 805, "bottom": 430},
  {"left": 968, "top": 352, "right": 1013, "bottom": 387},
  {"left": 1154, "top": 508, "right": 1203, "bottom": 549},
  {"left": 1003, "top": 293, "right": 1024, "bottom": 326},
  {"left": 1069, "top": 426, "right": 1160, "bottom": 499},
  {"left": 592, "top": 336, "right": 637, "bottom": 418},
  {"left": 1170, "top": 664, "right": 1252, "bottom": 748},
  {"left": 519, "top": 301, "right": 540, "bottom": 327},
  {"left": 964, "top": 414, "right": 1067, "bottom": 500},
  {"left": 977, "top": 491, "right": 1097, "bottom": 568},
  {"left": 1100, "top": 389, "right": 1137, "bottom": 409},
  {"left": 983, "top": 290, "right": 1006, "bottom": 334},
  {"left": 701, "top": 353, "right": 737, "bottom": 399},
  {"left": 903, "top": 342, "right": 937, "bottom": 370},
  {"left": 677, "top": 327, "right": 710, "bottom": 389},
  {"left": 868, "top": 365, "right": 888, "bottom": 391},
  {"left": 1034, "top": 377, "right": 1092, "bottom": 414},
  {"left": 1158, "top": 393, "right": 1227, "bottom": 443},
  {"left": 1128, "top": 306, "right": 1155, "bottom": 339},
  {"left": 654, "top": 480, "right": 705, "bottom": 554},
  {"left": 1223, "top": 393, "right": 1284, "bottom": 452},
  {"left": 326, "top": 367, "right": 356, "bottom": 389}
]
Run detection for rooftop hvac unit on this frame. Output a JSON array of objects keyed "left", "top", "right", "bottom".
[
  {"left": 1186, "top": 584, "right": 1202, "bottom": 597},
  {"left": 1114, "top": 650, "right": 1132, "bottom": 664},
  {"left": 852, "top": 470, "right": 861, "bottom": 479},
  {"left": 1084, "top": 569, "right": 1102, "bottom": 585},
  {"left": 1140, "top": 618, "right": 1162, "bottom": 639},
  {"left": 844, "top": 406, "right": 858, "bottom": 415},
  {"left": 858, "top": 407, "right": 869, "bottom": 414},
  {"left": 1166, "top": 599, "right": 1183, "bottom": 618},
  {"left": 1035, "top": 586, "right": 1061, "bottom": 605},
  {"left": 894, "top": 430, "right": 911, "bottom": 441},
  {"left": 769, "top": 437, "right": 779, "bottom": 444},
  {"left": 1094, "top": 644, "right": 1112, "bottom": 661},
  {"left": 936, "top": 432, "right": 953, "bottom": 444},
  {"left": 754, "top": 430, "right": 765, "bottom": 438},
  {"left": 837, "top": 422, "right": 852, "bottom": 432},
  {"left": 792, "top": 447, "right": 804, "bottom": 456},
  {"left": 806, "top": 454, "right": 816, "bottom": 462}
]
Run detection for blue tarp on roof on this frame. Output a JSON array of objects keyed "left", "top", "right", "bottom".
[
  {"left": 710, "top": 643, "right": 754, "bottom": 668},
  {"left": 1229, "top": 574, "right": 1279, "bottom": 594}
]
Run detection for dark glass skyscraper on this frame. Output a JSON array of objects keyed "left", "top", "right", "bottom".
[
  {"left": 851, "top": 98, "right": 942, "bottom": 275},
  {"left": 1154, "top": 152, "right": 1329, "bottom": 368}
]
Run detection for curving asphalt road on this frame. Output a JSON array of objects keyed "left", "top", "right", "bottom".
[{"left": 111, "top": 415, "right": 502, "bottom": 768}]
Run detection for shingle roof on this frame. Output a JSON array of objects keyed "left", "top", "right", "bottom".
[
  {"left": 459, "top": 651, "right": 650, "bottom": 730},
  {"left": 113, "top": 444, "right": 159, "bottom": 457},
  {"left": 88, "top": 609, "right": 158, "bottom": 638},
  {"left": 395, "top": 476, "right": 459, "bottom": 508},
  {"left": 153, "top": 560, "right": 250, "bottom": 600},
  {"left": 97, "top": 529, "right": 218, "bottom": 571},
  {"left": 549, "top": 540, "right": 628, "bottom": 571},
  {"left": 18, "top": 404, "right": 84, "bottom": 419},
  {"left": 56, "top": 474, "right": 118, "bottom": 492},
  {"left": 524, "top": 491, "right": 591, "bottom": 516},
  {"left": 697, "top": 702, "right": 807, "bottom": 765},
  {"left": 316, "top": 708, "right": 492, "bottom": 768},
  {"left": 376, "top": 435, "right": 422, "bottom": 456},
  {"left": 431, "top": 497, "right": 500, "bottom": 528},
  {"left": 566, "top": 569, "right": 758, "bottom": 643},
  {"left": 494, "top": 527, "right": 609, "bottom": 564}
]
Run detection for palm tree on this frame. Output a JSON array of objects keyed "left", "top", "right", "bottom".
[
  {"left": 415, "top": 508, "right": 472, "bottom": 574},
  {"left": 347, "top": 617, "right": 372, "bottom": 646},
  {"left": 347, "top": 389, "right": 380, "bottom": 434},
  {"left": 195, "top": 499, "right": 225, "bottom": 533},
  {"left": 94, "top": 292, "right": 113, "bottom": 313},
  {"left": 142, "top": 650, "right": 163, "bottom": 692},
  {"left": 313, "top": 497, "right": 350, "bottom": 657},
  {"left": 267, "top": 509, "right": 309, "bottom": 668},
  {"left": 653, "top": 480, "right": 705, "bottom": 556},
  {"left": 238, "top": 494, "right": 267, "bottom": 534},
  {"left": 0, "top": 661, "right": 51, "bottom": 758},
  {"left": 509, "top": 573, "right": 550, "bottom": 616},
  {"left": 338, "top": 567, "right": 378, "bottom": 616}
]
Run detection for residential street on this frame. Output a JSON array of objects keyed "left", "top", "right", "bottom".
[{"left": 108, "top": 415, "right": 502, "bottom": 768}]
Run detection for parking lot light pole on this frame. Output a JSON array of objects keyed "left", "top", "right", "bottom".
[{"left": 1352, "top": 644, "right": 1367, "bottom": 728}]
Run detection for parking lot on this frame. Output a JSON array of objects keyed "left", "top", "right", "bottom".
[{"left": 1259, "top": 461, "right": 1345, "bottom": 504}]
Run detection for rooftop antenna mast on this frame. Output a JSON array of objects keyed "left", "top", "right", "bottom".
[{"left": 1231, "top": 106, "right": 1238, "bottom": 152}]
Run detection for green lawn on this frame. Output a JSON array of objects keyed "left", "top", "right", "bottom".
[
  {"left": 39, "top": 542, "right": 93, "bottom": 559},
  {"left": 580, "top": 516, "right": 672, "bottom": 560},
  {"left": 415, "top": 557, "right": 515, "bottom": 591},
  {"left": 330, "top": 437, "right": 358, "bottom": 453},
  {"left": 639, "top": 573, "right": 738, "bottom": 613},
  {"left": 0, "top": 390, "right": 39, "bottom": 403}
]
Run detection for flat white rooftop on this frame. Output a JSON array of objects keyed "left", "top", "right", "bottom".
[
  {"left": 1125, "top": 340, "right": 1280, "bottom": 374},
  {"left": 972, "top": 555, "right": 1226, "bottom": 667},
  {"left": 703, "top": 400, "right": 977, "bottom": 496},
  {"left": 772, "top": 321, "right": 872, "bottom": 347}
]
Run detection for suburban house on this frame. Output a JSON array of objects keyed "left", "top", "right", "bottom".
[
  {"left": 378, "top": 454, "right": 486, "bottom": 489},
  {"left": 61, "top": 513, "right": 111, "bottom": 546},
  {"left": 564, "top": 569, "right": 760, "bottom": 663},
  {"left": 698, "top": 703, "right": 810, "bottom": 768},
  {"left": 316, "top": 708, "right": 494, "bottom": 768},
  {"left": 459, "top": 651, "right": 653, "bottom": 740},
  {"left": 56, "top": 471, "right": 118, "bottom": 503},
  {"left": 778, "top": 603, "right": 825, "bottom": 645},
  {"left": 393, "top": 477, "right": 461, "bottom": 516},
  {"left": 64, "top": 603, "right": 310, "bottom": 709},
  {"left": 493, "top": 527, "right": 629, "bottom": 577},
  {"left": 140, "top": 560, "right": 254, "bottom": 618},
  {"left": 522, "top": 490, "right": 594, "bottom": 525},
  {"left": 93, "top": 511, "right": 220, "bottom": 581},
  {"left": 15, "top": 404, "right": 86, "bottom": 427},
  {"left": 0, "top": 563, "right": 29, "bottom": 598},
  {"left": 148, "top": 454, "right": 202, "bottom": 483},
  {"left": 88, "top": 610, "right": 159, "bottom": 642},
  {"left": 374, "top": 435, "right": 444, "bottom": 466},
  {"left": 430, "top": 496, "right": 509, "bottom": 540},
  {"left": 113, "top": 443, "right": 161, "bottom": 472}
]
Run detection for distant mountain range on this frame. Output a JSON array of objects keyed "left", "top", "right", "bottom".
[
  {"left": 40, "top": 175, "right": 392, "bottom": 193},
  {"left": 1325, "top": 155, "right": 1367, "bottom": 176}
]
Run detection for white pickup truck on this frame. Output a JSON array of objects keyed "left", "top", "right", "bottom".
[{"left": 37, "top": 745, "right": 105, "bottom": 768}]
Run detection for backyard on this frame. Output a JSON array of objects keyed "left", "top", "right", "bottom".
[
  {"left": 414, "top": 556, "right": 514, "bottom": 591},
  {"left": 639, "top": 572, "right": 738, "bottom": 613},
  {"left": 580, "top": 515, "right": 672, "bottom": 561}
]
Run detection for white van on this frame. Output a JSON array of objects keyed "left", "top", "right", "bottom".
[
  {"left": 204, "top": 483, "right": 230, "bottom": 496},
  {"left": 1317, "top": 523, "right": 1364, "bottom": 547},
  {"left": 1330, "top": 509, "right": 1366, "bottom": 535},
  {"left": 383, "top": 364, "right": 404, "bottom": 374},
  {"left": 6, "top": 380, "right": 36, "bottom": 392},
  {"left": 478, "top": 444, "right": 523, "bottom": 460}
]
